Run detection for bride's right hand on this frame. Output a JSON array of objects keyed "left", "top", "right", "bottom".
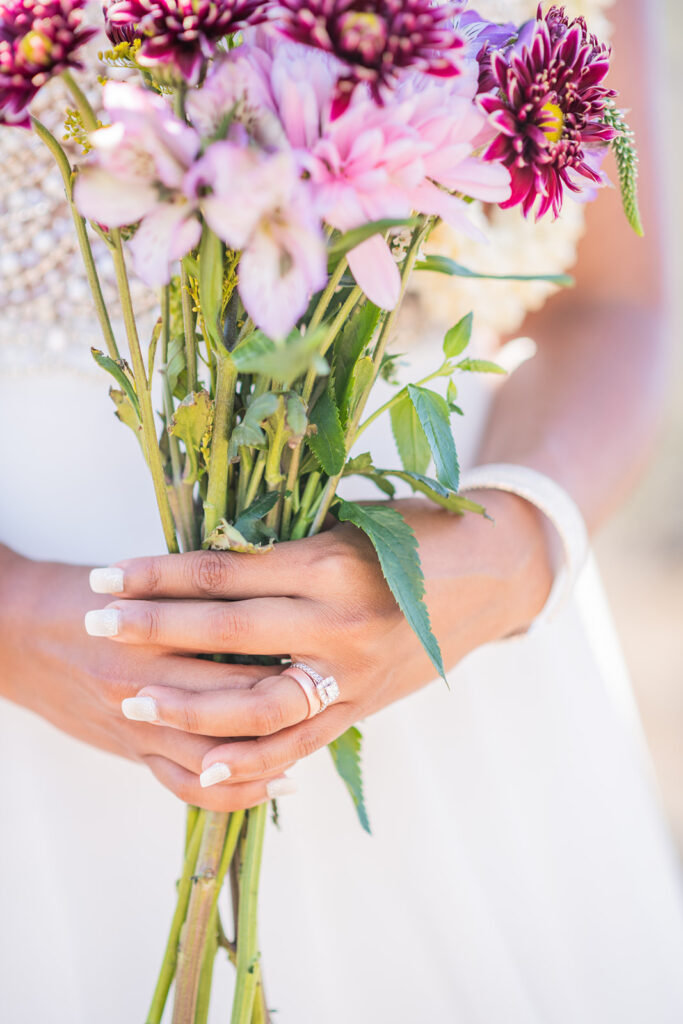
[{"left": 0, "top": 545, "right": 266, "bottom": 777}]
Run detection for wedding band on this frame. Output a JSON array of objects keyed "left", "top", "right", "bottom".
[
  {"left": 281, "top": 666, "right": 320, "bottom": 720},
  {"left": 290, "top": 662, "right": 340, "bottom": 712}
]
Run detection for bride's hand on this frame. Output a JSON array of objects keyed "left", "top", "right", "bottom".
[
  {"left": 90, "top": 494, "right": 552, "bottom": 811},
  {"left": 0, "top": 546, "right": 280, "bottom": 794}
]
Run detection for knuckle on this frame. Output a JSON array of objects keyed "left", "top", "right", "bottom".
[
  {"left": 142, "top": 605, "right": 162, "bottom": 645},
  {"left": 212, "top": 605, "right": 252, "bottom": 647},
  {"left": 189, "top": 551, "right": 233, "bottom": 596},
  {"left": 178, "top": 698, "right": 202, "bottom": 734},
  {"left": 252, "top": 695, "right": 285, "bottom": 736},
  {"left": 295, "top": 728, "right": 322, "bottom": 760},
  {"left": 141, "top": 558, "right": 162, "bottom": 595},
  {"left": 251, "top": 742, "right": 277, "bottom": 778}
]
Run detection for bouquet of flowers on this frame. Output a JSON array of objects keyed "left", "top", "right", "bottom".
[{"left": 0, "top": 1, "right": 642, "bottom": 1020}]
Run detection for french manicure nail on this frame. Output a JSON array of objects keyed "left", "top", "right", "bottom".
[
  {"left": 122, "top": 697, "right": 159, "bottom": 723},
  {"left": 200, "top": 763, "right": 232, "bottom": 788},
  {"left": 84, "top": 608, "right": 120, "bottom": 637},
  {"left": 89, "top": 567, "right": 124, "bottom": 594},
  {"left": 266, "top": 776, "right": 297, "bottom": 799}
]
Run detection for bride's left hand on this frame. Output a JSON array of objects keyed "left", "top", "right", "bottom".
[{"left": 89, "top": 495, "right": 551, "bottom": 811}]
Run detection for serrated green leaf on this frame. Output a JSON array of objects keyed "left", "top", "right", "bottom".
[
  {"left": 343, "top": 451, "right": 375, "bottom": 475},
  {"left": 407, "top": 385, "right": 459, "bottom": 492},
  {"left": 457, "top": 358, "right": 506, "bottom": 375},
  {"left": 232, "top": 327, "right": 327, "bottom": 384},
  {"left": 233, "top": 492, "right": 279, "bottom": 544},
  {"left": 376, "top": 469, "right": 485, "bottom": 515},
  {"left": 328, "top": 218, "right": 417, "bottom": 258},
  {"left": 91, "top": 348, "right": 140, "bottom": 418},
  {"left": 345, "top": 355, "right": 374, "bottom": 425},
  {"left": 390, "top": 389, "right": 431, "bottom": 476},
  {"left": 417, "top": 253, "right": 574, "bottom": 287},
  {"left": 308, "top": 387, "right": 346, "bottom": 475},
  {"left": 333, "top": 303, "right": 381, "bottom": 423},
  {"left": 169, "top": 389, "right": 213, "bottom": 482},
  {"left": 443, "top": 313, "right": 473, "bottom": 359},
  {"left": 328, "top": 726, "right": 370, "bottom": 833},
  {"left": 337, "top": 500, "right": 445, "bottom": 681}
]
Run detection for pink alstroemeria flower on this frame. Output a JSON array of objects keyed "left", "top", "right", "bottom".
[
  {"left": 74, "top": 81, "right": 201, "bottom": 286},
  {"left": 186, "top": 142, "right": 326, "bottom": 339}
]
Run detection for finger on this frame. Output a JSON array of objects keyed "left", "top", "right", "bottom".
[
  {"left": 144, "top": 755, "right": 298, "bottom": 813},
  {"left": 125, "top": 672, "right": 314, "bottom": 737},
  {"left": 90, "top": 539, "right": 330, "bottom": 601},
  {"left": 86, "top": 597, "right": 315, "bottom": 654},
  {"left": 198, "top": 704, "right": 354, "bottom": 785},
  {"left": 142, "top": 656, "right": 270, "bottom": 693}
]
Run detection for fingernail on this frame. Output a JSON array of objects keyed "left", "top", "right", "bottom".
[
  {"left": 122, "top": 697, "right": 159, "bottom": 724},
  {"left": 84, "top": 608, "right": 120, "bottom": 637},
  {"left": 90, "top": 567, "right": 124, "bottom": 594},
  {"left": 266, "top": 776, "right": 297, "bottom": 799},
  {"left": 200, "top": 763, "right": 232, "bottom": 788}
]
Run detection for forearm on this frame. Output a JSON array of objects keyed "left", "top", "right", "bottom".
[{"left": 477, "top": 299, "right": 670, "bottom": 532}]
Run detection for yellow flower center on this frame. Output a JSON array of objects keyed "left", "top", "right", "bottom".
[
  {"left": 19, "top": 30, "right": 52, "bottom": 66},
  {"left": 540, "top": 102, "right": 564, "bottom": 144}
]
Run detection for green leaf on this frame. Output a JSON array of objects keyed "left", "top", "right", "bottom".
[
  {"left": 169, "top": 390, "right": 213, "bottom": 483},
  {"left": 328, "top": 726, "right": 371, "bottom": 834},
  {"left": 308, "top": 387, "right": 346, "bottom": 475},
  {"left": 228, "top": 392, "right": 280, "bottom": 458},
  {"left": 443, "top": 313, "right": 473, "bottom": 359},
  {"left": 198, "top": 226, "right": 225, "bottom": 352},
  {"left": 232, "top": 327, "right": 327, "bottom": 384},
  {"left": 343, "top": 452, "right": 397, "bottom": 497},
  {"left": 91, "top": 348, "right": 140, "bottom": 418},
  {"left": 604, "top": 102, "right": 644, "bottom": 236},
  {"left": 416, "top": 253, "right": 574, "bottom": 287},
  {"left": 285, "top": 393, "right": 308, "bottom": 443},
  {"left": 344, "top": 355, "right": 374, "bottom": 425},
  {"left": 390, "top": 389, "right": 431, "bottom": 476},
  {"left": 337, "top": 500, "right": 445, "bottom": 681},
  {"left": 233, "top": 492, "right": 279, "bottom": 545},
  {"left": 328, "top": 218, "right": 418, "bottom": 258},
  {"left": 109, "top": 388, "right": 143, "bottom": 446},
  {"left": 457, "top": 358, "right": 506, "bottom": 375},
  {"left": 407, "top": 384, "right": 460, "bottom": 492},
  {"left": 376, "top": 469, "right": 486, "bottom": 516},
  {"left": 333, "top": 302, "right": 381, "bottom": 422}
]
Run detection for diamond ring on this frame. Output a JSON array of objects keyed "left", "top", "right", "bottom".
[{"left": 290, "top": 662, "right": 340, "bottom": 713}]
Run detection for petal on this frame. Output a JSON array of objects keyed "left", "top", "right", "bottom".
[
  {"left": 347, "top": 234, "right": 401, "bottom": 309},
  {"left": 128, "top": 201, "right": 197, "bottom": 288},
  {"left": 440, "top": 157, "right": 512, "bottom": 203},
  {"left": 74, "top": 167, "right": 158, "bottom": 227}
]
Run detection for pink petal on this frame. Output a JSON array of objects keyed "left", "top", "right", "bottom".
[
  {"left": 74, "top": 167, "right": 158, "bottom": 227},
  {"left": 347, "top": 234, "right": 401, "bottom": 309},
  {"left": 128, "top": 201, "right": 198, "bottom": 288}
]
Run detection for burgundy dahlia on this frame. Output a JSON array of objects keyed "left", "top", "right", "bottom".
[
  {"left": 274, "top": 0, "right": 466, "bottom": 115},
  {"left": 0, "top": 0, "right": 96, "bottom": 127},
  {"left": 103, "top": 0, "right": 268, "bottom": 83},
  {"left": 480, "top": 4, "right": 617, "bottom": 218}
]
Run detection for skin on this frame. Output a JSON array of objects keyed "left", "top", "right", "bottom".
[{"left": 0, "top": 0, "right": 668, "bottom": 813}]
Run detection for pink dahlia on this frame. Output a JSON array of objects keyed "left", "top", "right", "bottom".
[
  {"left": 0, "top": 0, "right": 97, "bottom": 127},
  {"left": 479, "top": 4, "right": 616, "bottom": 218},
  {"left": 103, "top": 0, "right": 268, "bottom": 84},
  {"left": 273, "top": 0, "right": 466, "bottom": 115}
]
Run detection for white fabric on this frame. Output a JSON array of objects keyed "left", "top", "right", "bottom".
[{"left": 1, "top": 357, "right": 683, "bottom": 1024}]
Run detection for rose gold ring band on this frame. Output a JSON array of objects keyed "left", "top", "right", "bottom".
[{"left": 281, "top": 665, "right": 321, "bottom": 720}]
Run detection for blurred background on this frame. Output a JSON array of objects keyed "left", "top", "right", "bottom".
[{"left": 596, "top": 0, "right": 683, "bottom": 850}]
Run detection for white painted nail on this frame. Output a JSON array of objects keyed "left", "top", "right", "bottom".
[
  {"left": 84, "top": 608, "right": 120, "bottom": 637},
  {"left": 122, "top": 697, "right": 159, "bottom": 723},
  {"left": 266, "top": 776, "right": 297, "bottom": 800},
  {"left": 200, "top": 763, "right": 232, "bottom": 788},
  {"left": 89, "top": 567, "right": 125, "bottom": 594}
]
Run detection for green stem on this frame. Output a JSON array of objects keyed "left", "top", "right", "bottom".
[
  {"left": 171, "top": 812, "right": 231, "bottom": 1024},
  {"left": 195, "top": 907, "right": 219, "bottom": 1024},
  {"left": 61, "top": 69, "right": 98, "bottom": 132},
  {"left": 308, "top": 257, "right": 348, "bottom": 332},
  {"left": 231, "top": 804, "right": 268, "bottom": 1024},
  {"left": 181, "top": 263, "right": 198, "bottom": 392},
  {"left": 302, "top": 286, "right": 362, "bottom": 404},
  {"left": 31, "top": 117, "right": 119, "bottom": 361},
  {"left": 111, "top": 234, "right": 179, "bottom": 554},
  {"left": 204, "top": 354, "right": 237, "bottom": 537},
  {"left": 244, "top": 453, "right": 266, "bottom": 508},
  {"left": 355, "top": 362, "right": 450, "bottom": 440},
  {"left": 161, "top": 287, "right": 196, "bottom": 552},
  {"left": 146, "top": 810, "right": 206, "bottom": 1024}
]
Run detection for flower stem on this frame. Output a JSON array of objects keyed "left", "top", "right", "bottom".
[
  {"left": 181, "top": 263, "right": 198, "bottom": 392},
  {"left": 111, "top": 233, "right": 179, "bottom": 554},
  {"left": 308, "top": 257, "right": 347, "bottom": 332},
  {"left": 61, "top": 69, "right": 98, "bottom": 132},
  {"left": 146, "top": 809, "right": 206, "bottom": 1024},
  {"left": 355, "top": 362, "right": 450, "bottom": 439},
  {"left": 204, "top": 353, "right": 237, "bottom": 537},
  {"left": 171, "top": 812, "right": 231, "bottom": 1024},
  {"left": 31, "top": 117, "right": 120, "bottom": 362},
  {"left": 231, "top": 804, "right": 268, "bottom": 1024}
]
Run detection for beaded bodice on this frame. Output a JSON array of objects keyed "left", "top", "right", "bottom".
[{"left": 0, "top": 0, "right": 615, "bottom": 375}]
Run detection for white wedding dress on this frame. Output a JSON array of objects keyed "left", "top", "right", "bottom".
[{"left": 2, "top": 2, "right": 683, "bottom": 1021}]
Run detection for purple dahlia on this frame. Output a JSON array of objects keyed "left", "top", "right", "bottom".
[
  {"left": 480, "top": 4, "right": 617, "bottom": 218},
  {"left": 0, "top": 0, "right": 96, "bottom": 127},
  {"left": 274, "top": 0, "right": 466, "bottom": 115},
  {"left": 103, "top": 0, "right": 268, "bottom": 83}
]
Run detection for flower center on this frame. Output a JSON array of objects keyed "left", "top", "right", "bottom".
[
  {"left": 18, "top": 30, "right": 52, "bottom": 66},
  {"left": 540, "top": 102, "right": 564, "bottom": 143},
  {"left": 336, "top": 11, "right": 388, "bottom": 65}
]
